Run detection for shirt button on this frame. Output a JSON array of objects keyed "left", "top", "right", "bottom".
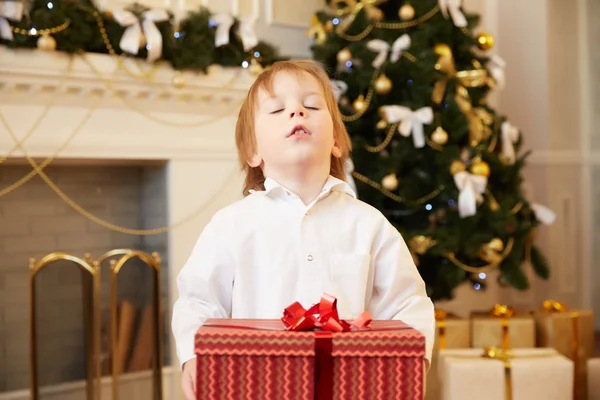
[{"left": 307, "top": 255, "right": 313, "bottom": 261}]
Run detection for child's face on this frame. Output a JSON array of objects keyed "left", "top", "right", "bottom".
[{"left": 249, "top": 71, "right": 342, "bottom": 174}]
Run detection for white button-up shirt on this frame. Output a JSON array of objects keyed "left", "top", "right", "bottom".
[{"left": 172, "top": 175, "right": 435, "bottom": 367}]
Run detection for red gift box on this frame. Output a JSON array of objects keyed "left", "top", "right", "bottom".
[{"left": 194, "top": 318, "right": 425, "bottom": 399}]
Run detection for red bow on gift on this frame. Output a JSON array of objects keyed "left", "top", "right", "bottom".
[{"left": 282, "top": 293, "right": 372, "bottom": 332}]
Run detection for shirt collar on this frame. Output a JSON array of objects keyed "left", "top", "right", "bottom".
[{"left": 257, "top": 175, "right": 357, "bottom": 199}]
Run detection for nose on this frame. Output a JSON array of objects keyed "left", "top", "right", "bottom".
[{"left": 289, "top": 104, "right": 306, "bottom": 119}]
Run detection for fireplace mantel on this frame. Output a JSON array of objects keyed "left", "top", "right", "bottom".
[{"left": 0, "top": 45, "right": 256, "bottom": 161}]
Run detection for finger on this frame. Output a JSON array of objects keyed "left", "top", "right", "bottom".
[{"left": 182, "top": 375, "right": 195, "bottom": 400}]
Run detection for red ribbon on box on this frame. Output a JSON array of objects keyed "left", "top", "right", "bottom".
[
  {"left": 202, "top": 293, "right": 373, "bottom": 400},
  {"left": 282, "top": 293, "right": 372, "bottom": 400}
]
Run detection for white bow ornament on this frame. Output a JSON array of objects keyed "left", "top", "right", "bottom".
[
  {"left": 381, "top": 105, "right": 434, "bottom": 148},
  {"left": 366, "top": 34, "right": 411, "bottom": 68},
  {"left": 531, "top": 203, "right": 556, "bottom": 225},
  {"left": 112, "top": 8, "right": 169, "bottom": 63},
  {"left": 344, "top": 158, "right": 358, "bottom": 196},
  {"left": 0, "top": 1, "right": 24, "bottom": 40},
  {"left": 501, "top": 121, "right": 519, "bottom": 164},
  {"left": 438, "top": 0, "right": 467, "bottom": 27},
  {"left": 488, "top": 54, "right": 506, "bottom": 89},
  {"left": 213, "top": 13, "right": 258, "bottom": 51},
  {"left": 331, "top": 80, "right": 348, "bottom": 102},
  {"left": 454, "top": 171, "right": 487, "bottom": 218}
]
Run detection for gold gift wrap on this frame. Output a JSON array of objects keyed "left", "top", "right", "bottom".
[
  {"left": 587, "top": 358, "right": 600, "bottom": 400},
  {"left": 471, "top": 304, "right": 535, "bottom": 349},
  {"left": 438, "top": 347, "right": 574, "bottom": 400},
  {"left": 532, "top": 300, "right": 594, "bottom": 400},
  {"left": 426, "top": 310, "right": 471, "bottom": 400},
  {"left": 434, "top": 309, "right": 471, "bottom": 350}
]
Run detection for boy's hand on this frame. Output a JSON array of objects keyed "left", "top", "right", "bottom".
[{"left": 182, "top": 358, "right": 197, "bottom": 400}]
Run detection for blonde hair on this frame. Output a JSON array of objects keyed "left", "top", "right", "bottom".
[{"left": 234, "top": 60, "right": 352, "bottom": 196}]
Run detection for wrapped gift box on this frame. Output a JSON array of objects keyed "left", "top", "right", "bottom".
[
  {"left": 426, "top": 311, "right": 470, "bottom": 400},
  {"left": 471, "top": 305, "right": 535, "bottom": 349},
  {"left": 532, "top": 302, "right": 594, "bottom": 400},
  {"left": 438, "top": 348, "right": 574, "bottom": 400},
  {"left": 587, "top": 358, "right": 600, "bottom": 400},
  {"left": 194, "top": 318, "right": 426, "bottom": 400}
]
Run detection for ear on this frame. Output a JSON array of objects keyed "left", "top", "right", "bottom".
[
  {"left": 331, "top": 141, "right": 342, "bottom": 159},
  {"left": 247, "top": 152, "right": 263, "bottom": 168}
]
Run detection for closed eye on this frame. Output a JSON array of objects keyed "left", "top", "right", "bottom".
[
  {"left": 306, "top": 107, "right": 319, "bottom": 110},
  {"left": 270, "top": 109, "right": 283, "bottom": 114}
]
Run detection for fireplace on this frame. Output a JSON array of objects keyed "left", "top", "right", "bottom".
[{"left": 0, "top": 46, "right": 250, "bottom": 399}]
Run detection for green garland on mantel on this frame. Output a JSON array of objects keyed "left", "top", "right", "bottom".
[{"left": 0, "top": 0, "right": 287, "bottom": 73}]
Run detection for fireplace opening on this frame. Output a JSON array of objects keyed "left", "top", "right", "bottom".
[{"left": 0, "top": 162, "right": 170, "bottom": 393}]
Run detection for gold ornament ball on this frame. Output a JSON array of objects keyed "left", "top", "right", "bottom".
[
  {"left": 374, "top": 74, "right": 393, "bottom": 95},
  {"left": 470, "top": 160, "right": 491, "bottom": 177},
  {"left": 171, "top": 71, "right": 185, "bottom": 88},
  {"left": 337, "top": 47, "right": 352, "bottom": 64},
  {"left": 450, "top": 160, "right": 466, "bottom": 175},
  {"left": 381, "top": 173, "right": 399, "bottom": 191},
  {"left": 431, "top": 126, "right": 449, "bottom": 145},
  {"left": 399, "top": 4, "right": 416, "bottom": 21},
  {"left": 37, "top": 34, "right": 56, "bottom": 51},
  {"left": 352, "top": 95, "right": 367, "bottom": 113},
  {"left": 376, "top": 119, "right": 388, "bottom": 130},
  {"left": 488, "top": 238, "right": 504, "bottom": 252},
  {"left": 477, "top": 32, "right": 495, "bottom": 51}
]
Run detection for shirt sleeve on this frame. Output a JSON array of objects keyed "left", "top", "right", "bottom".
[
  {"left": 171, "top": 211, "right": 235, "bottom": 368},
  {"left": 366, "top": 218, "right": 436, "bottom": 366}
]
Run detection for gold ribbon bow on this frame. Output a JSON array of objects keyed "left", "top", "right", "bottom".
[
  {"left": 542, "top": 299, "right": 567, "bottom": 313},
  {"left": 489, "top": 304, "right": 514, "bottom": 349},
  {"left": 307, "top": 15, "right": 332, "bottom": 45},
  {"left": 432, "top": 44, "right": 493, "bottom": 147}
]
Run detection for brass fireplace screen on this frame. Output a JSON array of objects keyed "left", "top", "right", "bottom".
[{"left": 29, "top": 249, "right": 164, "bottom": 400}]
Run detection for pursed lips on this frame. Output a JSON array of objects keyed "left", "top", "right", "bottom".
[{"left": 288, "top": 125, "right": 311, "bottom": 138}]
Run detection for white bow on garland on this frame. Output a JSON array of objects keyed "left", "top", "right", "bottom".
[
  {"left": 438, "top": 0, "right": 467, "bottom": 28},
  {"left": 112, "top": 8, "right": 169, "bottom": 63},
  {"left": 380, "top": 105, "right": 434, "bottom": 148},
  {"left": 501, "top": 121, "right": 519, "bottom": 164},
  {"left": 366, "top": 34, "right": 411, "bottom": 68},
  {"left": 213, "top": 13, "right": 258, "bottom": 52},
  {"left": 0, "top": 0, "right": 24, "bottom": 40},
  {"left": 531, "top": 203, "right": 556, "bottom": 225},
  {"left": 331, "top": 80, "right": 348, "bottom": 102},
  {"left": 488, "top": 54, "right": 506, "bottom": 89},
  {"left": 454, "top": 171, "right": 487, "bottom": 218}
]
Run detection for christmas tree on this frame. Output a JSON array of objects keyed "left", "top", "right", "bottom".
[{"left": 309, "top": 0, "right": 556, "bottom": 301}]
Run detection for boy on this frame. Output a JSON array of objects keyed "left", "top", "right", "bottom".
[{"left": 172, "top": 60, "right": 435, "bottom": 399}]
